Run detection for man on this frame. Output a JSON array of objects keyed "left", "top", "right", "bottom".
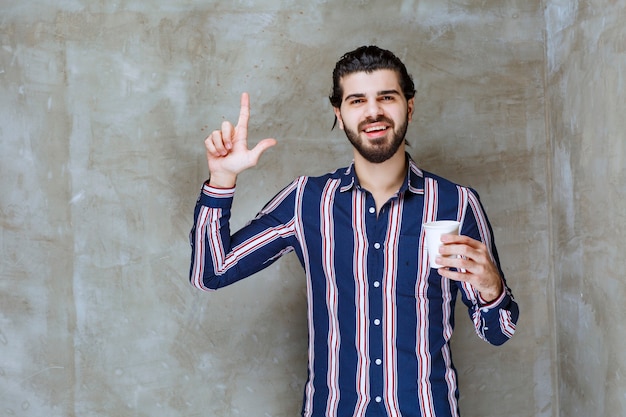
[{"left": 190, "top": 45, "right": 519, "bottom": 417}]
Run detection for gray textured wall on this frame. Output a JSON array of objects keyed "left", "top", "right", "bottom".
[
  {"left": 545, "top": 0, "right": 626, "bottom": 415},
  {"left": 0, "top": 1, "right": 622, "bottom": 416}
]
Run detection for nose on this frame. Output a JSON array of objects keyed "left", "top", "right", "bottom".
[{"left": 365, "top": 100, "right": 384, "bottom": 119}]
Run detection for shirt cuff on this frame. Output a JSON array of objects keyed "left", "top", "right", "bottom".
[{"left": 197, "top": 180, "right": 235, "bottom": 207}]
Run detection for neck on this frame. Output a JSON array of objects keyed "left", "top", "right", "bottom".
[{"left": 353, "top": 149, "right": 407, "bottom": 211}]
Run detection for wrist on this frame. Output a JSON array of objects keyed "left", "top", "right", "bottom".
[
  {"left": 479, "top": 280, "right": 504, "bottom": 305},
  {"left": 480, "top": 291, "right": 501, "bottom": 304},
  {"left": 208, "top": 172, "right": 237, "bottom": 188}
]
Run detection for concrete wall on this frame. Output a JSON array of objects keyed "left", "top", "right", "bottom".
[
  {"left": 545, "top": 0, "right": 626, "bottom": 415},
  {"left": 0, "top": 1, "right": 620, "bottom": 416}
]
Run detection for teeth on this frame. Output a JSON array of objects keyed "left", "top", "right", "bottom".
[{"left": 365, "top": 126, "right": 387, "bottom": 133}]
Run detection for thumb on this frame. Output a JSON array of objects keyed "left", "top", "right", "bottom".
[{"left": 250, "top": 138, "right": 277, "bottom": 160}]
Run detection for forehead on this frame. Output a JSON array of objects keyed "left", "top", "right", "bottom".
[{"left": 339, "top": 69, "right": 402, "bottom": 98}]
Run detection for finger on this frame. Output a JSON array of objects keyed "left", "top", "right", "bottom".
[
  {"left": 250, "top": 138, "right": 277, "bottom": 161},
  {"left": 438, "top": 267, "right": 471, "bottom": 283},
  {"left": 440, "top": 246, "right": 487, "bottom": 272},
  {"left": 205, "top": 131, "right": 222, "bottom": 157},
  {"left": 235, "top": 92, "right": 250, "bottom": 141},
  {"left": 435, "top": 248, "right": 462, "bottom": 266},
  {"left": 208, "top": 128, "right": 227, "bottom": 156},
  {"left": 220, "top": 121, "right": 234, "bottom": 153},
  {"left": 442, "top": 236, "right": 488, "bottom": 261},
  {"left": 438, "top": 242, "right": 470, "bottom": 258},
  {"left": 440, "top": 236, "right": 487, "bottom": 257},
  {"left": 439, "top": 254, "right": 472, "bottom": 272},
  {"left": 440, "top": 234, "right": 475, "bottom": 245}
]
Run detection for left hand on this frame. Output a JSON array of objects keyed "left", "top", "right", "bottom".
[{"left": 436, "top": 234, "right": 503, "bottom": 303}]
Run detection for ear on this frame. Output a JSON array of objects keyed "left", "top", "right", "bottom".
[
  {"left": 407, "top": 97, "right": 415, "bottom": 123},
  {"left": 333, "top": 107, "right": 344, "bottom": 129}
]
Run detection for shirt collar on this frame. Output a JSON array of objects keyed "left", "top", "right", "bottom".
[{"left": 339, "top": 153, "right": 425, "bottom": 195}]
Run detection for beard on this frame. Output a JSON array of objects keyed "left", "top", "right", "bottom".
[{"left": 343, "top": 116, "right": 409, "bottom": 164}]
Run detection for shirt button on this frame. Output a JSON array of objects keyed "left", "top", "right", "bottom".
[
  {"left": 375, "top": 359, "right": 382, "bottom": 365},
  {"left": 369, "top": 207, "right": 376, "bottom": 214},
  {"left": 374, "top": 319, "right": 381, "bottom": 326},
  {"left": 373, "top": 281, "right": 380, "bottom": 288},
  {"left": 374, "top": 242, "right": 381, "bottom": 249},
  {"left": 375, "top": 396, "right": 382, "bottom": 403}
]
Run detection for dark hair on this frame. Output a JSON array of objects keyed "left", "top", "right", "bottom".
[{"left": 329, "top": 45, "right": 416, "bottom": 109}]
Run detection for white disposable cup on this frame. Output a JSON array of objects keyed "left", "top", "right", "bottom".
[{"left": 423, "top": 220, "right": 461, "bottom": 268}]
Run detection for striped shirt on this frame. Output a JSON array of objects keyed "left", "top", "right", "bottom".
[{"left": 189, "top": 155, "right": 519, "bottom": 417}]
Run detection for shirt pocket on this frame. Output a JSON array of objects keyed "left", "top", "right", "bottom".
[{"left": 395, "top": 233, "right": 427, "bottom": 298}]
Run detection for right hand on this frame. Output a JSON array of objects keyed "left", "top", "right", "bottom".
[{"left": 205, "top": 92, "right": 277, "bottom": 188}]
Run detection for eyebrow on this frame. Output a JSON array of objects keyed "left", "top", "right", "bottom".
[{"left": 344, "top": 89, "right": 402, "bottom": 102}]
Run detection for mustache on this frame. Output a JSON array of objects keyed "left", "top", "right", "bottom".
[{"left": 358, "top": 116, "right": 394, "bottom": 131}]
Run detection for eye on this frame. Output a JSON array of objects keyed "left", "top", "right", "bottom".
[
  {"left": 349, "top": 98, "right": 364, "bottom": 105},
  {"left": 381, "top": 95, "right": 395, "bottom": 101}
]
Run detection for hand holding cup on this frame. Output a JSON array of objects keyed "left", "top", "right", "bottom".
[{"left": 423, "top": 220, "right": 460, "bottom": 269}]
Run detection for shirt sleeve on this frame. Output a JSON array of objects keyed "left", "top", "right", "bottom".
[
  {"left": 189, "top": 180, "right": 299, "bottom": 291},
  {"left": 457, "top": 188, "right": 520, "bottom": 346}
]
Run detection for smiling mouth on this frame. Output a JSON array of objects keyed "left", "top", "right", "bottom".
[
  {"left": 360, "top": 116, "right": 394, "bottom": 135},
  {"left": 364, "top": 125, "right": 389, "bottom": 133}
]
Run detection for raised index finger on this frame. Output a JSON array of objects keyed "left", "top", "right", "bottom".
[{"left": 236, "top": 92, "right": 250, "bottom": 134}]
